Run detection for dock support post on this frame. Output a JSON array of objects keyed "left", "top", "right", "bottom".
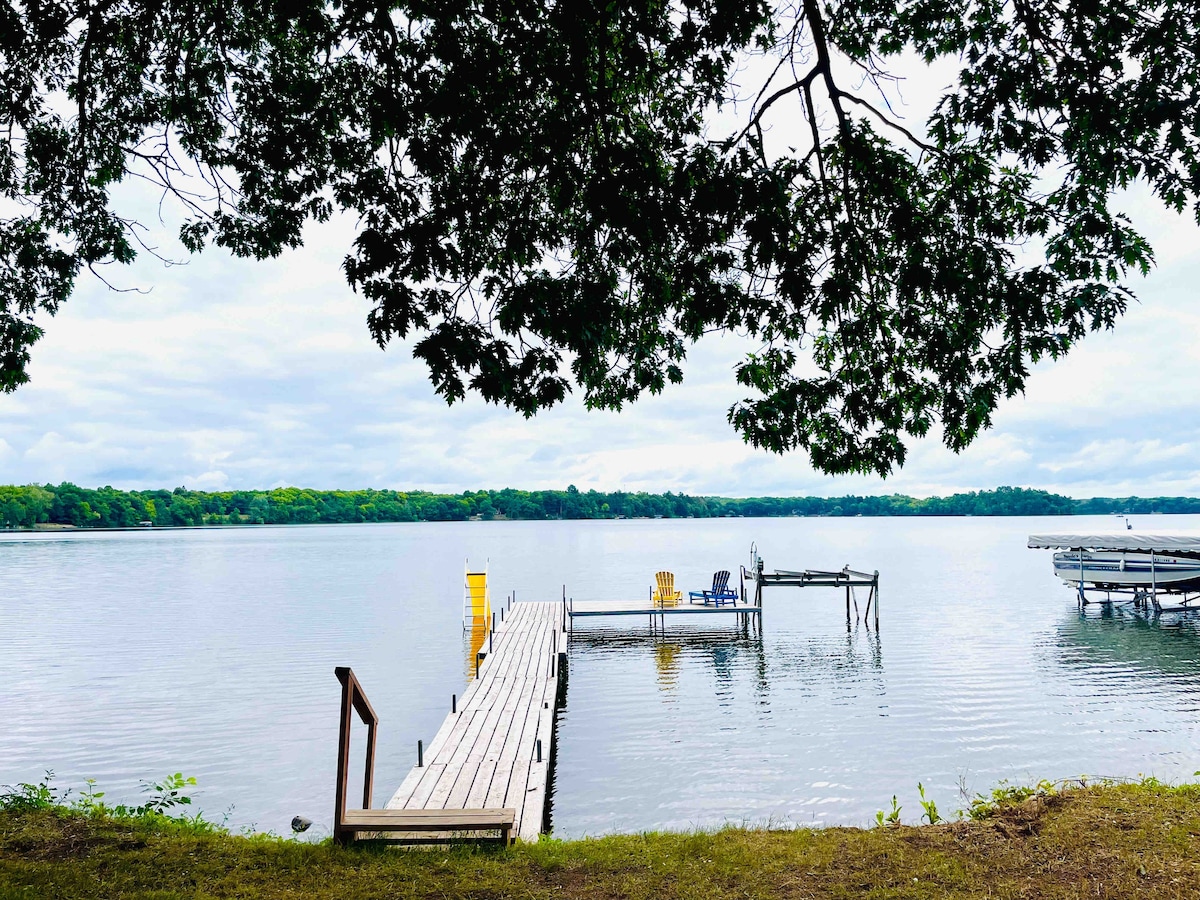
[
  {"left": 874, "top": 571, "right": 880, "bottom": 628},
  {"left": 417, "top": 739, "right": 424, "bottom": 768},
  {"left": 536, "top": 739, "right": 543, "bottom": 763},
  {"left": 452, "top": 693, "right": 457, "bottom": 714}
]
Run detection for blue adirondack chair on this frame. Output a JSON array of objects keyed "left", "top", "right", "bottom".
[{"left": 689, "top": 570, "right": 739, "bottom": 606}]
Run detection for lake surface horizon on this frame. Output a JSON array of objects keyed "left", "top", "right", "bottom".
[{"left": 4, "top": 515, "right": 1200, "bottom": 838}]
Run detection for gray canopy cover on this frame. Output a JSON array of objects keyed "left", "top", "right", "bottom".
[{"left": 1027, "top": 533, "right": 1200, "bottom": 552}]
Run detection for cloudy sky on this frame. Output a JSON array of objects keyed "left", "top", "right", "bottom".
[{"left": 4, "top": 63, "right": 1200, "bottom": 498}]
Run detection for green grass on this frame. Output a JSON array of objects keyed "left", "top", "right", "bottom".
[{"left": 4, "top": 782, "right": 1200, "bottom": 898}]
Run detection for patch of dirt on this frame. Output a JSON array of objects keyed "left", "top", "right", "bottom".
[
  {"left": 1, "top": 814, "right": 145, "bottom": 861},
  {"left": 987, "top": 793, "right": 1065, "bottom": 838}
]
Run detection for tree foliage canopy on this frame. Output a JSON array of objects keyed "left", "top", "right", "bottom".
[{"left": 4, "top": 0, "right": 1197, "bottom": 473}]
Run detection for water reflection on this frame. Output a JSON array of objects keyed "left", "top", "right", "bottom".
[
  {"left": 13, "top": 515, "right": 1200, "bottom": 837},
  {"left": 463, "top": 620, "right": 488, "bottom": 681},
  {"left": 770, "top": 622, "right": 884, "bottom": 680},
  {"left": 568, "top": 628, "right": 767, "bottom": 691},
  {"left": 1054, "top": 606, "right": 1200, "bottom": 705},
  {"left": 654, "top": 642, "right": 680, "bottom": 690}
]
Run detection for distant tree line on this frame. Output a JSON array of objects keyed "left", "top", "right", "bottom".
[{"left": 2, "top": 484, "right": 1197, "bottom": 530}]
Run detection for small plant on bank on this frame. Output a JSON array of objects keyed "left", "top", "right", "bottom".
[
  {"left": 0, "top": 771, "right": 67, "bottom": 811},
  {"left": 968, "top": 779, "right": 1058, "bottom": 820},
  {"left": 1, "top": 770, "right": 218, "bottom": 832},
  {"left": 874, "top": 795, "right": 902, "bottom": 827},
  {"left": 140, "top": 773, "right": 198, "bottom": 814},
  {"left": 917, "top": 782, "right": 941, "bottom": 825}
]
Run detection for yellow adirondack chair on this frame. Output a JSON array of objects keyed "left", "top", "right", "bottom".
[{"left": 652, "top": 571, "right": 682, "bottom": 607}]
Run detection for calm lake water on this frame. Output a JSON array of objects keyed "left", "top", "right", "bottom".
[{"left": 4, "top": 515, "right": 1200, "bottom": 838}]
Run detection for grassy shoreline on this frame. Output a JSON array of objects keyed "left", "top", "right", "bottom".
[{"left": 4, "top": 783, "right": 1200, "bottom": 898}]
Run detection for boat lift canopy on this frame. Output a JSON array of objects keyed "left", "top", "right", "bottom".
[{"left": 1028, "top": 533, "right": 1200, "bottom": 553}]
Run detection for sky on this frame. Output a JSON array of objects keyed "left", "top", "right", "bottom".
[{"left": 4, "top": 54, "right": 1200, "bottom": 498}]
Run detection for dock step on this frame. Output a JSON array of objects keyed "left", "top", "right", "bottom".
[{"left": 340, "top": 808, "right": 515, "bottom": 844}]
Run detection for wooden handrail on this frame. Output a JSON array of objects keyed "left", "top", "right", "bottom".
[{"left": 333, "top": 666, "right": 378, "bottom": 845}]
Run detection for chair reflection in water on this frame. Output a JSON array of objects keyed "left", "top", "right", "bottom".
[{"left": 655, "top": 641, "right": 681, "bottom": 689}]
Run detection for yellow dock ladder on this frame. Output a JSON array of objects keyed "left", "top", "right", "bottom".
[{"left": 463, "top": 559, "right": 491, "bottom": 628}]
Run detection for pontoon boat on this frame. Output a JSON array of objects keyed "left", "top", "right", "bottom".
[{"left": 1028, "top": 532, "right": 1200, "bottom": 609}]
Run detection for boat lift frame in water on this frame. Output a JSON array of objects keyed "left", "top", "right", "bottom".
[
  {"left": 1028, "top": 533, "right": 1200, "bottom": 612},
  {"left": 743, "top": 544, "right": 880, "bottom": 629}
]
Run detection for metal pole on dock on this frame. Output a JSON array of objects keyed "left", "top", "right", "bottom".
[
  {"left": 452, "top": 693, "right": 457, "bottom": 713},
  {"left": 417, "top": 740, "right": 424, "bottom": 767},
  {"left": 874, "top": 571, "right": 880, "bottom": 628}
]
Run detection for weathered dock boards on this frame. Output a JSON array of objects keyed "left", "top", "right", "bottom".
[{"left": 387, "top": 600, "right": 566, "bottom": 842}]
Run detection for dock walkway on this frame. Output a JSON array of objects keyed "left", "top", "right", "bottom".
[
  {"left": 568, "top": 597, "right": 762, "bottom": 630},
  {"left": 387, "top": 601, "right": 566, "bottom": 842}
]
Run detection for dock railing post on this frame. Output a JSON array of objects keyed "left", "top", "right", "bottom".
[
  {"left": 333, "top": 666, "right": 379, "bottom": 846},
  {"left": 873, "top": 571, "right": 880, "bottom": 628}
]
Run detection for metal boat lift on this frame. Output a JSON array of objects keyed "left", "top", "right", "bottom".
[{"left": 743, "top": 544, "right": 880, "bottom": 628}]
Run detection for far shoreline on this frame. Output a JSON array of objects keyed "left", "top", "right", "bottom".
[{"left": 0, "top": 508, "right": 1184, "bottom": 537}]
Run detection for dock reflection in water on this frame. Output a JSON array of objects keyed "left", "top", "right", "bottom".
[{"left": 566, "top": 629, "right": 773, "bottom": 696}]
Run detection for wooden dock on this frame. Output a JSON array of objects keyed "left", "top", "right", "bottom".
[
  {"left": 568, "top": 597, "right": 762, "bottom": 631},
  {"left": 387, "top": 601, "right": 566, "bottom": 842}
]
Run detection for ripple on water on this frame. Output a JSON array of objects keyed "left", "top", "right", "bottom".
[{"left": 6, "top": 517, "right": 1200, "bottom": 836}]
